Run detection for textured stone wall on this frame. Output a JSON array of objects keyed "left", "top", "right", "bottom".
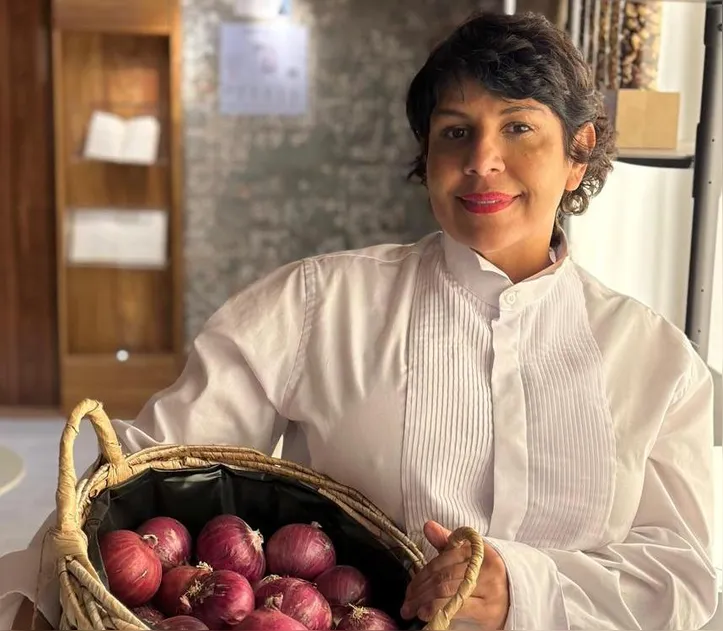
[{"left": 181, "top": 0, "right": 499, "bottom": 341}]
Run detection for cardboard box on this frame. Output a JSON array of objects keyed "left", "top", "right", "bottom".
[{"left": 604, "top": 89, "right": 680, "bottom": 150}]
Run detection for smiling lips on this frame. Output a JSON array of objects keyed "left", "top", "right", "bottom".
[{"left": 459, "top": 192, "right": 519, "bottom": 215}]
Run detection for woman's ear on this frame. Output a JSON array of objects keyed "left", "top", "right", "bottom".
[{"left": 565, "top": 122, "right": 597, "bottom": 191}]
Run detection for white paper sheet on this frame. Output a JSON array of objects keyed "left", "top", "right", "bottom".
[
  {"left": 219, "top": 22, "right": 308, "bottom": 116},
  {"left": 67, "top": 209, "right": 168, "bottom": 268}
]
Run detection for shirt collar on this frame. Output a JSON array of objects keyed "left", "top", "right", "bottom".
[{"left": 441, "top": 231, "right": 570, "bottom": 309}]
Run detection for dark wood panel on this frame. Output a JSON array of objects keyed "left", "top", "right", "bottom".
[
  {"left": 0, "top": 0, "right": 59, "bottom": 406},
  {"left": 11, "top": 0, "right": 59, "bottom": 405},
  {"left": 0, "top": 1, "right": 20, "bottom": 403}
]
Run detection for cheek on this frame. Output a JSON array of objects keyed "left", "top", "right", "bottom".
[
  {"left": 513, "top": 145, "right": 571, "bottom": 199},
  {"left": 425, "top": 150, "right": 457, "bottom": 195}
]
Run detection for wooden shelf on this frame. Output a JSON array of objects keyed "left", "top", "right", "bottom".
[
  {"left": 52, "top": 0, "right": 184, "bottom": 418},
  {"left": 53, "top": 0, "right": 174, "bottom": 35},
  {"left": 614, "top": 143, "right": 696, "bottom": 169},
  {"left": 61, "top": 353, "right": 182, "bottom": 419}
]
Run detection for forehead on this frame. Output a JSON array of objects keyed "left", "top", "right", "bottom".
[{"left": 433, "top": 77, "right": 549, "bottom": 116}]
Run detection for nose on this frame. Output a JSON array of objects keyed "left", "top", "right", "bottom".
[{"left": 463, "top": 134, "right": 505, "bottom": 176}]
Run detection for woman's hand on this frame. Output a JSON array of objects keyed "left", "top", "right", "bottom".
[{"left": 401, "top": 521, "right": 510, "bottom": 630}]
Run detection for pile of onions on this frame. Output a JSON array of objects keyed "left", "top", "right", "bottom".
[
  {"left": 336, "top": 606, "right": 398, "bottom": 630},
  {"left": 99, "top": 530, "right": 163, "bottom": 607},
  {"left": 137, "top": 517, "right": 193, "bottom": 572},
  {"left": 255, "top": 576, "right": 332, "bottom": 629},
  {"left": 189, "top": 569, "right": 255, "bottom": 629},
  {"left": 98, "top": 513, "right": 402, "bottom": 630},
  {"left": 196, "top": 515, "right": 266, "bottom": 583},
  {"left": 266, "top": 522, "right": 336, "bottom": 580}
]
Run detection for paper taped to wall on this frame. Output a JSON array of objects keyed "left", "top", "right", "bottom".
[
  {"left": 219, "top": 22, "right": 308, "bottom": 116},
  {"left": 67, "top": 209, "right": 168, "bottom": 268}
]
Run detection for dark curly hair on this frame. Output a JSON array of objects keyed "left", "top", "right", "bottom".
[{"left": 406, "top": 11, "right": 617, "bottom": 218}]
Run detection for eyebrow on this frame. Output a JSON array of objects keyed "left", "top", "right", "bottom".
[{"left": 432, "top": 104, "right": 545, "bottom": 119}]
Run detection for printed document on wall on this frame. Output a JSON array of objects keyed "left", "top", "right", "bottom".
[{"left": 219, "top": 22, "right": 308, "bottom": 116}]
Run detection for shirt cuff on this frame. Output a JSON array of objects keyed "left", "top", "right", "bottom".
[{"left": 485, "top": 537, "right": 569, "bottom": 630}]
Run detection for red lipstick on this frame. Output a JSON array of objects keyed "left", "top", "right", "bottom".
[{"left": 459, "top": 192, "right": 518, "bottom": 215}]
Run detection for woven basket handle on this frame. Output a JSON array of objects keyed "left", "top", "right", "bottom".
[
  {"left": 56, "top": 399, "right": 127, "bottom": 537},
  {"left": 423, "top": 526, "right": 485, "bottom": 630}
]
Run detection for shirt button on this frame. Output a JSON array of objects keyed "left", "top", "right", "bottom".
[{"left": 504, "top": 291, "right": 518, "bottom": 306}]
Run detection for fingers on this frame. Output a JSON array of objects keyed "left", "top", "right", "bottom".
[
  {"left": 402, "top": 541, "right": 509, "bottom": 623},
  {"left": 404, "top": 546, "right": 471, "bottom": 600},
  {"left": 402, "top": 560, "right": 470, "bottom": 619}
]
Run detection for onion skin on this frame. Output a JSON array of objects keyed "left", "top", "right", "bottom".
[
  {"left": 196, "top": 515, "right": 266, "bottom": 582},
  {"left": 132, "top": 604, "right": 165, "bottom": 627},
  {"left": 100, "top": 530, "right": 163, "bottom": 607},
  {"left": 266, "top": 523, "right": 336, "bottom": 580},
  {"left": 155, "top": 615, "right": 209, "bottom": 630},
  {"left": 136, "top": 517, "right": 193, "bottom": 572},
  {"left": 255, "top": 576, "right": 332, "bottom": 630},
  {"left": 314, "top": 565, "right": 371, "bottom": 606},
  {"left": 336, "top": 606, "right": 398, "bottom": 630},
  {"left": 231, "top": 609, "right": 309, "bottom": 631},
  {"left": 331, "top": 604, "right": 351, "bottom": 628},
  {"left": 155, "top": 564, "right": 213, "bottom": 617},
  {"left": 190, "top": 569, "right": 255, "bottom": 629}
]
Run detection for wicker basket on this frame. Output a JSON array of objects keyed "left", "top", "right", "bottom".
[{"left": 44, "top": 399, "right": 484, "bottom": 631}]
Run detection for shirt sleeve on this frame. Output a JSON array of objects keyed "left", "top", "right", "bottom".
[
  {"left": 0, "top": 258, "right": 314, "bottom": 629},
  {"left": 487, "top": 348, "right": 719, "bottom": 630}
]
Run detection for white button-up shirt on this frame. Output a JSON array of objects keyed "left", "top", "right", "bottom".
[{"left": 0, "top": 231, "right": 717, "bottom": 629}]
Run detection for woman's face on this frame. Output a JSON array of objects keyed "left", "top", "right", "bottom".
[{"left": 426, "top": 79, "right": 590, "bottom": 280}]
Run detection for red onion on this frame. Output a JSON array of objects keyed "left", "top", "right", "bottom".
[
  {"left": 155, "top": 563, "right": 213, "bottom": 616},
  {"left": 132, "top": 604, "right": 165, "bottom": 627},
  {"left": 232, "top": 609, "right": 309, "bottom": 630},
  {"left": 189, "top": 569, "right": 255, "bottom": 629},
  {"left": 266, "top": 522, "right": 336, "bottom": 580},
  {"left": 196, "top": 515, "right": 266, "bottom": 582},
  {"left": 315, "top": 565, "right": 370, "bottom": 606},
  {"left": 100, "top": 530, "right": 163, "bottom": 607},
  {"left": 254, "top": 574, "right": 282, "bottom": 597},
  {"left": 255, "top": 576, "right": 332, "bottom": 630},
  {"left": 156, "top": 615, "right": 209, "bottom": 630},
  {"left": 336, "top": 606, "right": 397, "bottom": 630},
  {"left": 136, "top": 517, "right": 193, "bottom": 572},
  {"left": 331, "top": 604, "right": 351, "bottom": 627}
]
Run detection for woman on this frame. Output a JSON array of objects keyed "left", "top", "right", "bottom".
[{"left": 3, "top": 11, "right": 718, "bottom": 630}]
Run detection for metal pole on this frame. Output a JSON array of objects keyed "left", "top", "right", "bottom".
[{"left": 685, "top": 0, "right": 723, "bottom": 362}]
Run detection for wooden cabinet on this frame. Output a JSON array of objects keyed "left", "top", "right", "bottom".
[{"left": 51, "top": 0, "right": 184, "bottom": 417}]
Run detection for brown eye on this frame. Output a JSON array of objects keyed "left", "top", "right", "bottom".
[
  {"left": 504, "top": 122, "right": 533, "bottom": 135},
  {"left": 443, "top": 127, "right": 468, "bottom": 140}
]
